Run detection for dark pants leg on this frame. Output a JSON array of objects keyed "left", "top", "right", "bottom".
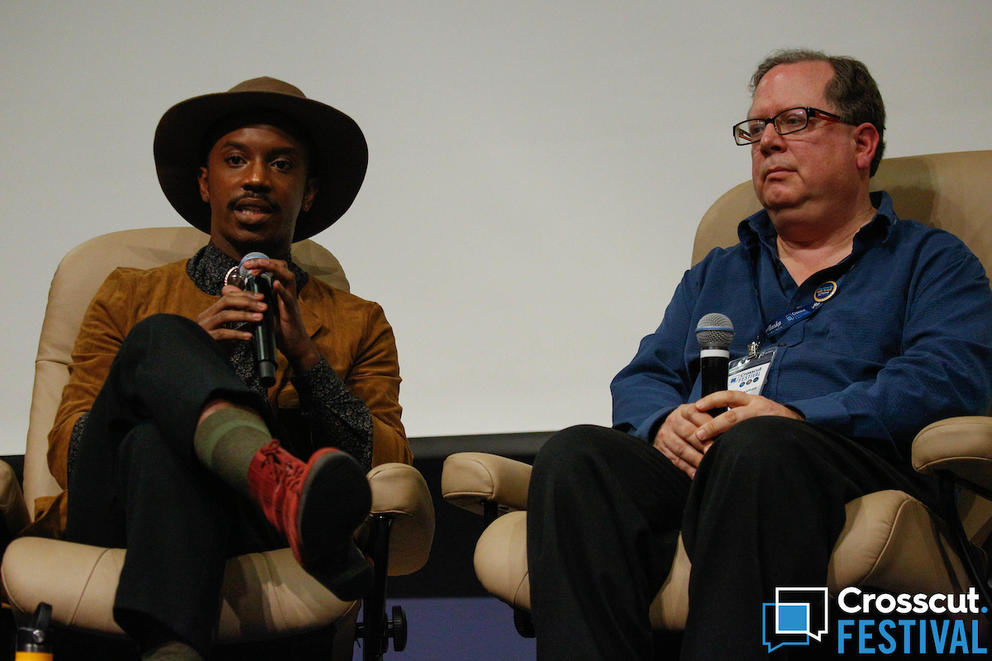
[
  {"left": 527, "top": 419, "right": 935, "bottom": 661},
  {"left": 527, "top": 424, "right": 691, "bottom": 661},
  {"left": 679, "top": 416, "right": 936, "bottom": 661},
  {"left": 64, "top": 314, "right": 280, "bottom": 655}
]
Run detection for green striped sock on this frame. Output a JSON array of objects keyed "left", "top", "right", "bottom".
[{"left": 193, "top": 407, "right": 271, "bottom": 499}]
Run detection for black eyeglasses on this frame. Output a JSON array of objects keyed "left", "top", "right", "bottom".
[{"left": 732, "top": 107, "right": 847, "bottom": 145}]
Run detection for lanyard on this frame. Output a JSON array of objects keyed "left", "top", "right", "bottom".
[{"left": 749, "top": 280, "right": 838, "bottom": 356}]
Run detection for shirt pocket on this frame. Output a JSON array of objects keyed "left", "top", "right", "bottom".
[{"left": 818, "top": 304, "right": 900, "bottom": 367}]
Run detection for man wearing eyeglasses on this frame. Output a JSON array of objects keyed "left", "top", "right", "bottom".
[{"left": 525, "top": 50, "right": 992, "bottom": 660}]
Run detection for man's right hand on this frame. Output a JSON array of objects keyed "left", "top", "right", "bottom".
[
  {"left": 653, "top": 403, "right": 715, "bottom": 479},
  {"left": 197, "top": 284, "right": 267, "bottom": 343}
]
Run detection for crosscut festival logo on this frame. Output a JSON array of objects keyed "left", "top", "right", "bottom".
[
  {"left": 762, "top": 586, "right": 988, "bottom": 655},
  {"left": 762, "top": 587, "right": 830, "bottom": 653}
]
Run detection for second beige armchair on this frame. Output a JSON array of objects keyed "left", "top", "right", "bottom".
[{"left": 441, "top": 150, "right": 992, "bottom": 639}]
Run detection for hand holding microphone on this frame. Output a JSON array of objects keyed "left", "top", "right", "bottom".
[
  {"left": 653, "top": 313, "right": 734, "bottom": 476},
  {"left": 198, "top": 251, "right": 317, "bottom": 383},
  {"left": 692, "top": 313, "right": 804, "bottom": 438},
  {"left": 657, "top": 312, "right": 802, "bottom": 476},
  {"left": 237, "top": 252, "right": 324, "bottom": 378}
]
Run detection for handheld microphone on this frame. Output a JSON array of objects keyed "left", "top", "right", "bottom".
[
  {"left": 238, "top": 252, "right": 277, "bottom": 387},
  {"left": 695, "top": 313, "right": 734, "bottom": 415}
]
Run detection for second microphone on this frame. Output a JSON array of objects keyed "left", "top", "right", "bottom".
[{"left": 695, "top": 312, "right": 735, "bottom": 415}]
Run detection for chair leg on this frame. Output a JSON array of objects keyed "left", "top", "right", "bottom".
[
  {"left": 938, "top": 474, "right": 992, "bottom": 623},
  {"left": 356, "top": 514, "right": 408, "bottom": 661},
  {"left": 14, "top": 602, "right": 53, "bottom": 658}
]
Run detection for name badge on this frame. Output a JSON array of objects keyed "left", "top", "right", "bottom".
[{"left": 728, "top": 347, "right": 778, "bottom": 396}]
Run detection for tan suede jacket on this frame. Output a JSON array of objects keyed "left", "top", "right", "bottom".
[{"left": 40, "top": 258, "right": 408, "bottom": 535}]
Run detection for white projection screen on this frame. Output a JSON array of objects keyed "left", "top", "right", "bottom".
[{"left": 2, "top": 1, "right": 990, "bottom": 452}]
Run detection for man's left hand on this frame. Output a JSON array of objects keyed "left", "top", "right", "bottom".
[
  {"left": 241, "top": 256, "right": 321, "bottom": 372},
  {"left": 692, "top": 391, "right": 803, "bottom": 443}
]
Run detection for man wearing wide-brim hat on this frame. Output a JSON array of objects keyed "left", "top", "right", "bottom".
[{"left": 42, "top": 77, "right": 409, "bottom": 660}]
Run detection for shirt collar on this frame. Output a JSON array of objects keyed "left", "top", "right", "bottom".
[
  {"left": 737, "top": 190, "right": 900, "bottom": 253},
  {"left": 185, "top": 242, "right": 309, "bottom": 296}
]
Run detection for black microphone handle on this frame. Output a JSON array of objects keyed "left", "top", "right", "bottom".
[
  {"left": 699, "top": 351, "right": 729, "bottom": 415},
  {"left": 246, "top": 274, "right": 277, "bottom": 387}
]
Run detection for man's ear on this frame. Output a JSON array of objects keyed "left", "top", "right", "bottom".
[
  {"left": 302, "top": 177, "right": 319, "bottom": 213},
  {"left": 852, "top": 123, "right": 880, "bottom": 173},
  {"left": 198, "top": 166, "right": 210, "bottom": 203}
]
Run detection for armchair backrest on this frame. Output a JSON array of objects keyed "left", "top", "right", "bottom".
[
  {"left": 24, "top": 227, "right": 350, "bottom": 519},
  {"left": 692, "top": 150, "right": 992, "bottom": 279}
]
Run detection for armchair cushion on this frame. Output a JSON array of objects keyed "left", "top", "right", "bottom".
[
  {"left": 2, "top": 539, "right": 357, "bottom": 642},
  {"left": 827, "top": 490, "right": 971, "bottom": 595},
  {"left": 473, "top": 511, "right": 529, "bottom": 610}
]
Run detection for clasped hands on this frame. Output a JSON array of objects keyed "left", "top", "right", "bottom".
[
  {"left": 654, "top": 391, "right": 802, "bottom": 478},
  {"left": 197, "top": 256, "right": 320, "bottom": 372}
]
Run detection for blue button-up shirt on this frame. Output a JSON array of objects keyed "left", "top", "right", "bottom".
[{"left": 611, "top": 192, "right": 992, "bottom": 461}]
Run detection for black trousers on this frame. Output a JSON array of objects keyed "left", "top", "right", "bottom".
[
  {"left": 64, "top": 314, "right": 283, "bottom": 655},
  {"left": 526, "top": 419, "right": 936, "bottom": 661}
]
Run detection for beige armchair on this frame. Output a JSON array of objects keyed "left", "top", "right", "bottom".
[
  {"left": 0, "top": 227, "right": 435, "bottom": 660},
  {"left": 442, "top": 150, "right": 992, "bottom": 635}
]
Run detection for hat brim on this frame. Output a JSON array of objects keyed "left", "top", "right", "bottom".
[{"left": 154, "top": 89, "right": 368, "bottom": 242}]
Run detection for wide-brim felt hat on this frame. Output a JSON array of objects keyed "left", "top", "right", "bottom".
[{"left": 153, "top": 76, "right": 368, "bottom": 242}]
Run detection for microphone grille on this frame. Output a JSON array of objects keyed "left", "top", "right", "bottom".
[
  {"left": 238, "top": 252, "right": 269, "bottom": 279},
  {"left": 696, "top": 313, "right": 734, "bottom": 349},
  {"left": 240, "top": 251, "right": 269, "bottom": 265}
]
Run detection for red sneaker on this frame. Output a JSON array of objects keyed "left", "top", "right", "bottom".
[{"left": 247, "top": 439, "right": 372, "bottom": 599}]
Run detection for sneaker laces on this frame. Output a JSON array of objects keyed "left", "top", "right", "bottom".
[{"left": 251, "top": 440, "right": 305, "bottom": 527}]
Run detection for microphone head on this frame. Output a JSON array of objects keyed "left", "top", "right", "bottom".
[
  {"left": 696, "top": 313, "right": 734, "bottom": 349},
  {"left": 238, "top": 252, "right": 269, "bottom": 280}
]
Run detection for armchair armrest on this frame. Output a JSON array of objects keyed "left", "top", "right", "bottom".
[
  {"left": 0, "top": 460, "right": 30, "bottom": 540},
  {"left": 366, "top": 463, "right": 434, "bottom": 576},
  {"left": 913, "top": 416, "right": 992, "bottom": 492},
  {"left": 441, "top": 452, "right": 532, "bottom": 516}
]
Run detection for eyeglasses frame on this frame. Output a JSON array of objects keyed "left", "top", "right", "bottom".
[{"left": 732, "top": 107, "right": 848, "bottom": 146}]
